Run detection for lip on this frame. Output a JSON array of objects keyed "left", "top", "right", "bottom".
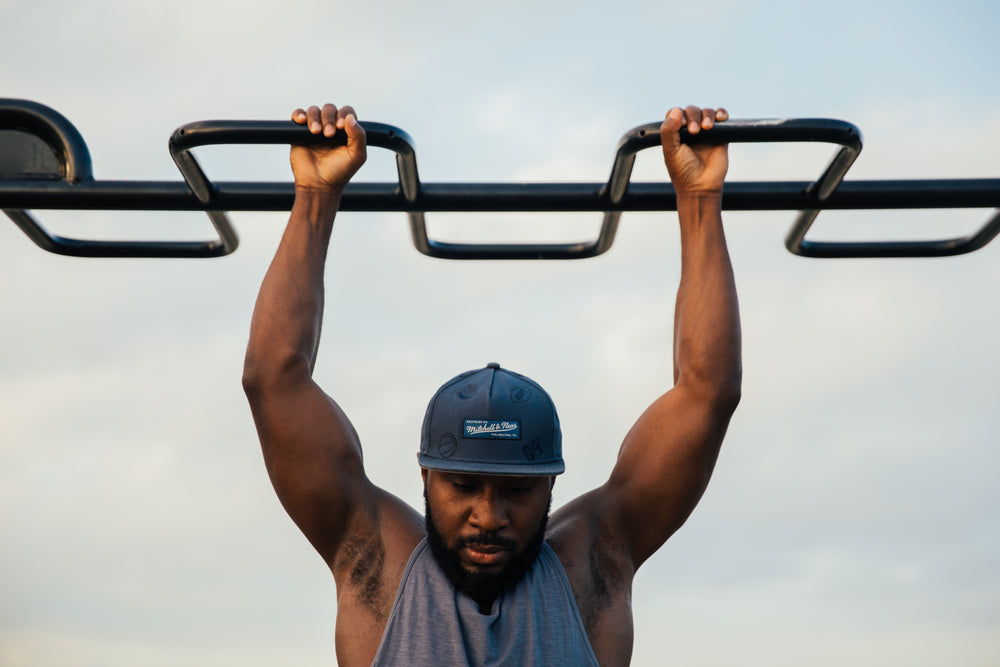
[{"left": 462, "top": 545, "right": 509, "bottom": 567}]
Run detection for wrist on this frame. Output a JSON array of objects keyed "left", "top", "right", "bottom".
[
  {"left": 676, "top": 190, "right": 722, "bottom": 206},
  {"left": 292, "top": 186, "right": 343, "bottom": 228},
  {"left": 676, "top": 191, "right": 723, "bottom": 227},
  {"left": 294, "top": 184, "right": 344, "bottom": 206}
]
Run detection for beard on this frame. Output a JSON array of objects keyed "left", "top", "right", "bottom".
[{"left": 424, "top": 491, "right": 551, "bottom": 611}]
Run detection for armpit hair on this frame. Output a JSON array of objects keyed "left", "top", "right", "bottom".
[
  {"left": 339, "top": 531, "right": 388, "bottom": 620},
  {"left": 582, "top": 540, "right": 630, "bottom": 633}
]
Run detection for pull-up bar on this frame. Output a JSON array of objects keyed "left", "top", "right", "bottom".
[{"left": 2, "top": 98, "right": 998, "bottom": 259}]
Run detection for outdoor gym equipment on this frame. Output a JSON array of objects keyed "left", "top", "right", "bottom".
[{"left": 2, "top": 98, "right": 998, "bottom": 259}]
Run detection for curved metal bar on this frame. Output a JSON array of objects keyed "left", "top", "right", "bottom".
[
  {"left": 168, "top": 119, "right": 418, "bottom": 259},
  {"left": 605, "top": 118, "right": 864, "bottom": 262},
  {"left": 606, "top": 118, "right": 864, "bottom": 201},
  {"left": 2, "top": 208, "right": 232, "bottom": 258},
  {"left": 0, "top": 98, "right": 93, "bottom": 183},
  {"left": 789, "top": 208, "right": 1000, "bottom": 258},
  {"left": 168, "top": 120, "right": 419, "bottom": 203},
  {"left": 0, "top": 99, "right": 236, "bottom": 258}
]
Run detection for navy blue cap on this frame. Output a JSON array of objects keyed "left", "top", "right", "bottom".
[{"left": 419, "top": 363, "right": 564, "bottom": 476}]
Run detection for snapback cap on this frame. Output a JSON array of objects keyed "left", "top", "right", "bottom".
[{"left": 419, "top": 363, "right": 564, "bottom": 476}]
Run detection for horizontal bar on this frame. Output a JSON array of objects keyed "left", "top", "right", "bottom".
[{"left": 2, "top": 179, "right": 998, "bottom": 212}]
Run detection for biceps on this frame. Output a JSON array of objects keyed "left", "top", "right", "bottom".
[
  {"left": 247, "top": 378, "right": 370, "bottom": 560},
  {"left": 605, "top": 387, "right": 733, "bottom": 562}
]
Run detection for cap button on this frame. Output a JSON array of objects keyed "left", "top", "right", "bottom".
[{"left": 487, "top": 362, "right": 500, "bottom": 369}]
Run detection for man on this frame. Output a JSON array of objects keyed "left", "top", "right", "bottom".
[{"left": 242, "top": 103, "right": 741, "bottom": 666}]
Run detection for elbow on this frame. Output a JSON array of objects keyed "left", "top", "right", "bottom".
[
  {"left": 241, "top": 344, "right": 310, "bottom": 399},
  {"left": 714, "top": 378, "right": 742, "bottom": 416},
  {"left": 241, "top": 355, "right": 263, "bottom": 398},
  {"left": 682, "top": 367, "right": 742, "bottom": 417},
  {"left": 241, "top": 351, "right": 268, "bottom": 400},
  {"left": 711, "top": 363, "right": 742, "bottom": 416}
]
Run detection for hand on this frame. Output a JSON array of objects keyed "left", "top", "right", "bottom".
[
  {"left": 660, "top": 106, "right": 729, "bottom": 196},
  {"left": 290, "top": 103, "right": 367, "bottom": 194}
]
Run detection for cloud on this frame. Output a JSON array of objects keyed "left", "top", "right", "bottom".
[{"left": 3, "top": 3, "right": 1000, "bottom": 665}]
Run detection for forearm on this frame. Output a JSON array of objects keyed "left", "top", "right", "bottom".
[
  {"left": 672, "top": 193, "right": 742, "bottom": 406},
  {"left": 244, "top": 188, "right": 342, "bottom": 386}
]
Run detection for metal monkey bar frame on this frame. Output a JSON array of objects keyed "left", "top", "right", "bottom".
[{"left": 2, "top": 98, "right": 998, "bottom": 259}]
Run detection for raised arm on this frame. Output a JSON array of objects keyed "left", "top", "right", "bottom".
[
  {"left": 241, "top": 104, "right": 377, "bottom": 565},
  {"left": 604, "top": 106, "right": 742, "bottom": 567}
]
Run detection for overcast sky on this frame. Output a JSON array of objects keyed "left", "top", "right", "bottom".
[{"left": 2, "top": 0, "right": 999, "bottom": 665}]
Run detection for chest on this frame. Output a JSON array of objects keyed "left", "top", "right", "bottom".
[{"left": 372, "top": 540, "right": 601, "bottom": 666}]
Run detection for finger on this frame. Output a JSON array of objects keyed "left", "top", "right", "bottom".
[
  {"left": 336, "top": 105, "right": 358, "bottom": 130},
  {"left": 303, "top": 105, "right": 325, "bottom": 134},
  {"left": 320, "top": 104, "right": 339, "bottom": 137},
  {"left": 684, "top": 105, "right": 703, "bottom": 134},
  {"left": 291, "top": 108, "right": 308, "bottom": 125},
  {"left": 701, "top": 108, "right": 717, "bottom": 130},
  {"left": 716, "top": 107, "right": 729, "bottom": 122}
]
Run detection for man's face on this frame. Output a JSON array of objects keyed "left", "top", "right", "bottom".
[{"left": 422, "top": 469, "right": 553, "bottom": 606}]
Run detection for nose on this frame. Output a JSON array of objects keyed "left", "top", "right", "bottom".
[{"left": 468, "top": 489, "right": 510, "bottom": 532}]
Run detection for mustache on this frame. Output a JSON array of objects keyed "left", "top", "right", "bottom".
[{"left": 454, "top": 533, "right": 517, "bottom": 550}]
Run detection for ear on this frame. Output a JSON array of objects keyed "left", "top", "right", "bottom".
[
  {"left": 549, "top": 475, "right": 556, "bottom": 491},
  {"left": 421, "top": 468, "right": 429, "bottom": 485}
]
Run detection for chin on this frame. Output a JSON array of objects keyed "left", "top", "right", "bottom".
[{"left": 424, "top": 494, "right": 552, "bottom": 603}]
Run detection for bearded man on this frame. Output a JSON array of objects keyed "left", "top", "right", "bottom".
[{"left": 242, "top": 102, "right": 741, "bottom": 666}]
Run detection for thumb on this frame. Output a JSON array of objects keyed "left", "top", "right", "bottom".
[
  {"left": 344, "top": 114, "right": 367, "bottom": 161},
  {"left": 660, "top": 107, "right": 685, "bottom": 160}
]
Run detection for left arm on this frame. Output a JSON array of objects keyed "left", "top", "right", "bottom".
[{"left": 596, "top": 106, "right": 742, "bottom": 568}]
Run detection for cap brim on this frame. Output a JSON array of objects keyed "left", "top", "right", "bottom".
[{"left": 417, "top": 453, "right": 564, "bottom": 476}]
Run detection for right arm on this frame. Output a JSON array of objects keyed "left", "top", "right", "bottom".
[{"left": 241, "top": 104, "right": 406, "bottom": 567}]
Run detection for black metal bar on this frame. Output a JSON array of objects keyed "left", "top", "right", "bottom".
[
  {"left": 5, "top": 179, "right": 998, "bottom": 212},
  {"left": 168, "top": 119, "right": 419, "bottom": 203},
  {"left": 1, "top": 98, "right": 238, "bottom": 257},
  {"left": 166, "top": 119, "right": 417, "bottom": 259},
  {"left": 0, "top": 99, "right": 92, "bottom": 183},
  {"left": 790, "top": 209, "right": 1000, "bottom": 258},
  {"left": 612, "top": 119, "right": 864, "bottom": 262},
  {"left": 2, "top": 208, "right": 231, "bottom": 258},
  {"left": 3, "top": 98, "right": 1000, "bottom": 259}
]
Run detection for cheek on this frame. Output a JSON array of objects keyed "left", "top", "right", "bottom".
[
  {"left": 513, "top": 495, "right": 550, "bottom": 530},
  {"left": 427, "top": 494, "right": 466, "bottom": 536}
]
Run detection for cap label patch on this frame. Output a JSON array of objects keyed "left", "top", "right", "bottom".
[{"left": 464, "top": 419, "right": 520, "bottom": 439}]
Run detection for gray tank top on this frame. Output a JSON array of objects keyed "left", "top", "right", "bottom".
[{"left": 371, "top": 538, "right": 599, "bottom": 666}]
